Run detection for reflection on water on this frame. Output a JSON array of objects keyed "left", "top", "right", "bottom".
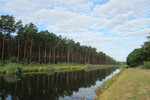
[{"left": 0, "top": 67, "right": 119, "bottom": 100}]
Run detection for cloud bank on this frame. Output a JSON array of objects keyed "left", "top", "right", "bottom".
[{"left": 0, "top": 0, "right": 150, "bottom": 61}]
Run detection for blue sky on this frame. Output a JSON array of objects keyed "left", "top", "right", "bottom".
[{"left": 0, "top": 0, "right": 150, "bottom": 61}]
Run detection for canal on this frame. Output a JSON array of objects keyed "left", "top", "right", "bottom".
[{"left": 0, "top": 67, "right": 120, "bottom": 100}]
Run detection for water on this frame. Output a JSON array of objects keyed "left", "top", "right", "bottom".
[{"left": 0, "top": 67, "right": 120, "bottom": 100}]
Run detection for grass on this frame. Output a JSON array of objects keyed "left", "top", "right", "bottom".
[
  {"left": 95, "top": 68, "right": 150, "bottom": 100},
  {"left": 95, "top": 66, "right": 126, "bottom": 99},
  {"left": 0, "top": 62, "right": 121, "bottom": 74}
]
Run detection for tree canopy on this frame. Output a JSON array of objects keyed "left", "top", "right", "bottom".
[
  {"left": 126, "top": 33, "right": 150, "bottom": 67},
  {"left": 0, "top": 15, "right": 118, "bottom": 65}
]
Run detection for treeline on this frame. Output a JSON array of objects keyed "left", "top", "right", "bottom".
[
  {"left": 127, "top": 34, "right": 150, "bottom": 67},
  {"left": 0, "top": 15, "right": 117, "bottom": 65}
]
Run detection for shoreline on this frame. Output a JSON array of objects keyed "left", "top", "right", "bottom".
[{"left": 0, "top": 63, "right": 121, "bottom": 74}]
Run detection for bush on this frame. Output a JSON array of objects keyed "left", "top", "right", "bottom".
[
  {"left": 0, "top": 60, "right": 4, "bottom": 66},
  {"left": 3, "top": 75, "right": 21, "bottom": 83},
  {"left": 20, "top": 59, "right": 29, "bottom": 65},
  {"left": 30, "top": 61, "right": 38, "bottom": 65},
  {"left": 142, "top": 62, "right": 150, "bottom": 69},
  {"left": 5, "top": 57, "right": 18, "bottom": 63},
  {"left": 5, "top": 63, "right": 23, "bottom": 74}
]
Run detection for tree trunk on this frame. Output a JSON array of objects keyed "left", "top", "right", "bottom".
[
  {"left": 67, "top": 48, "right": 70, "bottom": 63},
  {"left": 72, "top": 50, "right": 74, "bottom": 63},
  {"left": 76, "top": 49, "right": 78, "bottom": 63},
  {"left": 18, "top": 38, "right": 20, "bottom": 62},
  {"left": 84, "top": 54, "right": 86, "bottom": 64},
  {"left": 44, "top": 46, "right": 47, "bottom": 64},
  {"left": 57, "top": 48, "right": 59, "bottom": 63},
  {"left": 30, "top": 41, "right": 33, "bottom": 63},
  {"left": 24, "top": 35, "right": 28, "bottom": 59},
  {"left": 49, "top": 48, "right": 51, "bottom": 63},
  {"left": 38, "top": 45, "right": 41, "bottom": 64},
  {"left": 7, "top": 39, "right": 10, "bottom": 58},
  {"left": 80, "top": 52, "right": 82, "bottom": 63},
  {"left": 1, "top": 38, "right": 5, "bottom": 61},
  {"left": 53, "top": 48, "right": 55, "bottom": 64},
  {"left": 61, "top": 46, "right": 64, "bottom": 62},
  {"left": 88, "top": 55, "right": 90, "bottom": 64}
]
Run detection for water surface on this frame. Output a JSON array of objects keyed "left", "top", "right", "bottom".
[{"left": 0, "top": 67, "right": 119, "bottom": 100}]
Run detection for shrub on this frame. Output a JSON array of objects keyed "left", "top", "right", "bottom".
[
  {"left": 3, "top": 75, "right": 21, "bottom": 83},
  {"left": 5, "top": 57, "right": 18, "bottom": 63},
  {"left": 5, "top": 63, "right": 23, "bottom": 74},
  {"left": 20, "top": 59, "right": 28, "bottom": 65},
  {"left": 143, "top": 61, "right": 150, "bottom": 69},
  {"left": 0, "top": 60, "right": 4, "bottom": 66},
  {"left": 30, "top": 61, "right": 38, "bottom": 65}
]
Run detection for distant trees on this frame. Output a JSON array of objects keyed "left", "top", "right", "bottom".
[
  {"left": 127, "top": 33, "right": 150, "bottom": 67},
  {"left": 0, "top": 15, "right": 117, "bottom": 65}
]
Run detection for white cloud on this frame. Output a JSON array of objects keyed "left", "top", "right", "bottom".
[
  {"left": 105, "top": 11, "right": 135, "bottom": 29},
  {"left": 70, "top": 1, "right": 94, "bottom": 12},
  {"left": 0, "top": 0, "right": 150, "bottom": 61},
  {"left": 56, "top": 32, "right": 103, "bottom": 45},
  {"left": 47, "top": 17, "right": 98, "bottom": 33},
  {"left": 115, "top": 18, "right": 150, "bottom": 32},
  {"left": 93, "top": 0, "right": 150, "bottom": 18}
]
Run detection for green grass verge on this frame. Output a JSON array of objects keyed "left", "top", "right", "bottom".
[
  {"left": 0, "top": 63, "right": 122, "bottom": 74},
  {"left": 95, "top": 68, "right": 150, "bottom": 100}
]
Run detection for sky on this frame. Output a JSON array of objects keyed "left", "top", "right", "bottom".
[{"left": 0, "top": 0, "right": 150, "bottom": 61}]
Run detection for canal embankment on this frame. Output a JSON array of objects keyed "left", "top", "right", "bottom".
[{"left": 95, "top": 67, "right": 150, "bottom": 100}]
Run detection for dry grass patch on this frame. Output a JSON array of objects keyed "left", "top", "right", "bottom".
[{"left": 96, "top": 68, "right": 150, "bottom": 100}]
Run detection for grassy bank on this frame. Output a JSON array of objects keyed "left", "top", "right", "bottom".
[
  {"left": 0, "top": 63, "right": 120, "bottom": 74},
  {"left": 95, "top": 66, "right": 125, "bottom": 99},
  {"left": 95, "top": 68, "right": 150, "bottom": 100}
]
